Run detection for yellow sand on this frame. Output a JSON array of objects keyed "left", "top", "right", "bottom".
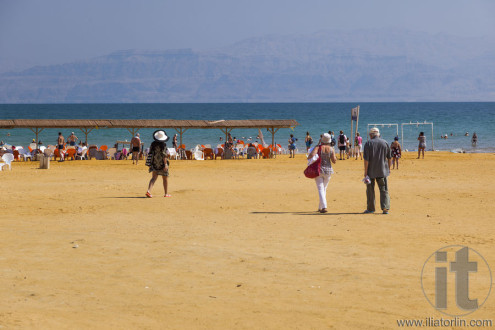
[{"left": 0, "top": 152, "right": 494, "bottom": 329}]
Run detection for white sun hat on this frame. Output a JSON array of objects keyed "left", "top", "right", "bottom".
[
  {"left": 153, "top": 130, "right": 169, "bottom": 142},
  {"left": 321, "top": 133, "right": 332, "bottom": 144}
]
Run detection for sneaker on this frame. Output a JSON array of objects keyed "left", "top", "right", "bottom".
[
  {"left": 319, "top": 208, "right": 328, "bottom": 213},
  {"left": 363, "top": 210, "right": 374, "bottom": 214},
  {"left": 382, "top": 209, "right": 389, "bottom": 214}
]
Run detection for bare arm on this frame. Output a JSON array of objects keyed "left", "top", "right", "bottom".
[
  {"left": 307, "top": 145, "right": 319, "bottom": 159},
  {"left": 330, "top": 148, "right": 337, "bottom": 164}
]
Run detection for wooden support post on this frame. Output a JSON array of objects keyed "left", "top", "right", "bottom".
[
  {"left": 80, "top": 127, "right": 94, "bottom": 145},
  {"left": 174, "top": 127, "right": 188, "bottom": 148},
  {"left": 268, "top": 127, "right": 280, "bottom": 158},
  {"left": 29, "top": 127, "right": 44, "bottom": 148},
  {"left": 127, "top": 128, "right": 140, "bottom": 138}
]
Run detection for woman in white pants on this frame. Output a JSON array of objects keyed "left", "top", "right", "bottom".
[{"left": 308, "top": 133, "right": 337, "bottom": 213}]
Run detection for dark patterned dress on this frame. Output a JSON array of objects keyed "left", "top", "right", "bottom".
[{"left": 148, "top": 141, "right": 170, "bottom": 176}]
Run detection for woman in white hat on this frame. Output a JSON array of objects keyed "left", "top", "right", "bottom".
[
  {"left": 307, "top": 133, "right": 337, "bottom": 213},
  {"left": 146, "top": 130, "right": 171, "bottom": 198}
]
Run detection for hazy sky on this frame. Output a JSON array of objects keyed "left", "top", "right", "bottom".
[{"left": 1, "top": 0, "right": 494, "bottom": 67}]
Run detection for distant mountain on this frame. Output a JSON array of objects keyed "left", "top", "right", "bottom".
[{"left": 1, "top": 28, "right": 494, "bottom": 103}]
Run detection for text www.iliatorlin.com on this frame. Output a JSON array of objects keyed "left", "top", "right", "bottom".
[{"left": 396, "top": 317, "right": 493, "bottom": 327}]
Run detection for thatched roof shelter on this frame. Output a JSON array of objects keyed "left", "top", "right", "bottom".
[{"left": 0, "top": 119, "right": 299, "bottom": 155}]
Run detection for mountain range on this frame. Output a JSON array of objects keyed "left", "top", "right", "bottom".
[{"left": 1, "top": 28, "right": 494, "bottom": 103}]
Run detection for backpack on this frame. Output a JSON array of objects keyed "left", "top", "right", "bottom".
[{"left": 339, "top": 134, "right": 345, "bottom": 144}]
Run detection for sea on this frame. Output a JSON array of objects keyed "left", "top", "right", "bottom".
[{"left": 0, "top": 103, "right": 494, "bottom": 153}]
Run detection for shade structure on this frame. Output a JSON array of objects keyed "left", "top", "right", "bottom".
[{"left": 0, "top": 119, "right": 299, "bottom": 157}]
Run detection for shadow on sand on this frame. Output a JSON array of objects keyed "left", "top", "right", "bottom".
[{"left": 250, "top": 211, "right": 365, "bottom": 216}]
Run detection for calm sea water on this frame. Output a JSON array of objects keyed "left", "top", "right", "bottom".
[{"left": 0, "top": 103, "right": 494, "bottom": 152}]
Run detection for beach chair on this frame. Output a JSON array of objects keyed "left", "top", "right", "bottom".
[
  {"left": 167, "top": 148, "right": 178, "bottom": 160},
  {"left": 203, "top": 148, "right": 214, "bottom": 160},
  {"left": 261, "top": 148, "right": 271, "bottom": 159},
  {"left": 214, "top": 148, "right": 224, "bottom": 160},
  {"left": 194, "top": 150, "right": 204, "bottom": 160},
  {"left": 88, "top": 146, "right": 98, "bottom": 160},
  {"left": 39, "top": 146, "right": 46, "bottom": 153},
  {"left": 19, "top": 148, "right": 32, "bottom": 161},
  {"left": 44, "top": 149, "right": 54, "bottom": 160},
  {"left": 100, "top": 145, "right": 108, "bottom": 152},
  {"left": 75, "top": 148, "right": 88, "bottom": 160},
  {"left": 184, "top": 150, "right": 192, "bottom": 160},
  {"left": 0, "top": 153, "right": 14, "bottom": 170},
  {"left": 66, "top": 148, "right": 77, "bottom": 160},
  {"left": 13, "top": 150, "right": 20, "bottom": 161},
  {"left": 47, "top": 145, "right": 56, "bottom": 151},
  {"left": 106, "top": 147, "right": 117, "bottom": 159},
  {"left": 247, "top": 147, "right": 258, "bottom": 159},
  {"left": 53, "top": 148, "right": 63, "bottom": 161},
  {"left": 223, "top": 148, "right": 234, "bottom": 159}
]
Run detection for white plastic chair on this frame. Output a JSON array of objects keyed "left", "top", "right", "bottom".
[
  {"left": 106, "top": 147, "right": 117, "bottom": 159},
  {"left": 0, "top": 153, "right": 14, "bottom": 170},
  {"left": 167, "top": 148, "right": 178, "bottom": 160},
  {"left": 19, "top": 148, "right": 32, "bottom": 161},
  {"left": 75, "top": 148, "right": 87, "bottom": 160},
  {"left": 194, "top": 150, "right": 204, "bottom": 160}
]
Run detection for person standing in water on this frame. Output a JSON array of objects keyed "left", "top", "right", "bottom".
[{"left": 472, "top": 132, "right": 478, "bottom": 147}]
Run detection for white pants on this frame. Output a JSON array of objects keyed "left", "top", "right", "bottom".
[{"left": 315, "top": 173, "right": 331, "bottom": 210}]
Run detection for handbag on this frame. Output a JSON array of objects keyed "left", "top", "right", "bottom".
[
  {"left": 304, "top": 146, "right": 321, "bottom": 178},
  {"left": 145, "top": 152, "right": 153, "bottom": 167}
]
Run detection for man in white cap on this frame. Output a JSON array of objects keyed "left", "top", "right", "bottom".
[
  {"left": 130, "top": 133, "right": 141, "bottom": 165},
  {"left": 363, "top": 127, "right": 392, "bottom": 214}
]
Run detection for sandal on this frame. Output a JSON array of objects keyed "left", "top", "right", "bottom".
[{"left": 145, "top": 192, "right": 152, "bottom": 198}]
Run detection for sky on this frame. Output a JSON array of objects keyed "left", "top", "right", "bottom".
[{"left": 1, "top": 0, "right": 494, "bottom": 69}]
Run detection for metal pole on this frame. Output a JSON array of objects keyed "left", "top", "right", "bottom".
[
  {"left": 355, "top": 105, "right": 360, "bottom": 138},
  {"left": 431, "top": 123, "right": 434, "bottom": 151},
  {"left": 271, "top": 127, "right": 275, "bottom": 158},
  {"left": 401, "top": 124, "right": 404, "bottom": 151}
]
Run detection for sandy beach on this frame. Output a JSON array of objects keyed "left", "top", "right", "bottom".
[{"left": 1, "top": 152, "right": 494, "bottom": 329}]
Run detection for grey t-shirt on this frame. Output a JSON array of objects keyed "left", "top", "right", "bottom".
[{"left": 363, "top": 137, "right": 392, "bottom": 178}]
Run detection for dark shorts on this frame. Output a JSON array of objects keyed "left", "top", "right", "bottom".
[
  {"left": 132, "top": 146, "right": 140, "bottom": 152},
  {"left": 69, "top": 141, "right": 76, "bottom": 146},
  {"left": 58, "top": 145, "right": 64, "bottom": 150},
  {"left": 339, "top": 146, "right": 346, "bottom": 151}
]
